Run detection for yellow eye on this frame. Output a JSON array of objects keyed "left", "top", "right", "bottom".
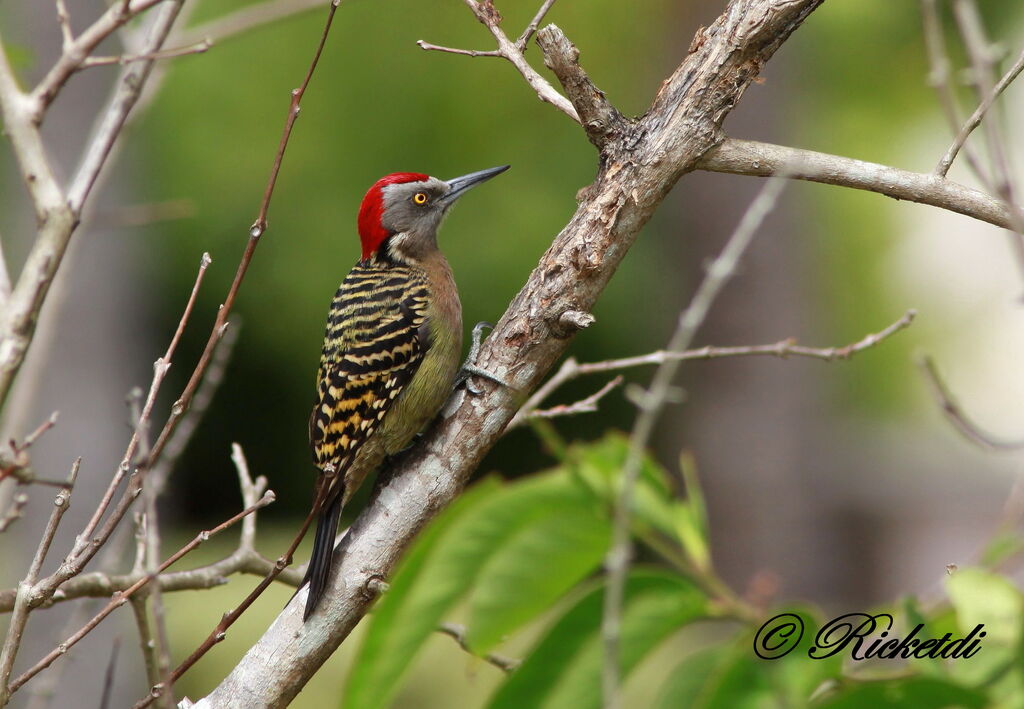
[{"left": 413, "top": 192, "right": 429, "bottom": 205}]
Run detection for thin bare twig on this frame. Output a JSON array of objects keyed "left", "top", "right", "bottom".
[
  {"left": 920, "top": 0, "right": 990, "bottom": 184},
  {"left": 81, "top": 39, "right": 213, "bottom": 68},
  {"left": 951, "top": 0, "right": 1024, "bottom": 290},
  {"left": 415, "top": 41, "right": 499, "bottom": 58},
  {"left": 130, "top": 597, "right": 162, "bottom": 692},
  {"left": 172, "top": 0, "right": 326, "bottom": 48},
  {"left": 231, "top": 443, "right": 268, "bottom": 552},
  {"left": 0, "top": 459, "right": 79, "bottom": 705},
  {"left": 602, "top": 178, "right": 786, "bottom": 709},
  {"left": 0, "top": 552, "right": 300, "bottom": 613},
  {"left": 512, "top": 311, "right": 916, "bottom": 428},
  {"left": 516, "top": 0, "right": 558, "bottom": 49},
  {"left": 142, "top": 485, "right": 174, "bottom": 707},
  {"left": 936, "top": 46, "right": 1024, "bottom": 177},
  {"left": 8, "top": 490, "right": 275, "bottom": 694},
  {"left": 133, "top": 502, "right": 321, "bottom": 708},
  {"left": 0, "top": 411, "right": 60, "bottom": 486},
  {"left": 418, "top": 0, "right": 580, "bottom": 122},
  {"left": 68, "top": 1, "right": 186, "bottom": 213},
  {"left": 522, "top": 375, "right": 623, "bottom": 425},
  {"left": 0, "top": 464, "right": 293, "bottom": 615},
  {"left": 438, "top": 622, "right": 521, "bottom": 673},
  {"left": 918, "top": 355, "right": 1024, "bottom": 451},
  {"left": 149, "top": 320, "right": 239, "bottom": 498},
  {"left": 97, "top": 636, "right": 122, "bottom": 709},
  {"left": 31, "top": 0, "right": 169, "bottom": 116},
  {"left": 0, "top": 493, "right": 28, "bottom": 533},
  {"left": 55, "top": 0, "right": 74, "bottom": 49},
  {"left": 68, "top": 252, "right": 211, "bottom": 576}
]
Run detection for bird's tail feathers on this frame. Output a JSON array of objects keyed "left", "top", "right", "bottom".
[{"left": 301, "top": 489, "right": 344, "bottom": 621}]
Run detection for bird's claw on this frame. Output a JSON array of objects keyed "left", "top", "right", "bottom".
[{"left": 456, "top": 321, "right": 508, "bottom": 394}]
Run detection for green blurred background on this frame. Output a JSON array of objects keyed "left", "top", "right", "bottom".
[{"left": 3, "top": 0, "right": 1024, "bottom": 706}]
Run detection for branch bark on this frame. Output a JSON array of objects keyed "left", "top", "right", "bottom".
[
  {"left": 186, "top": 1, "right": 825, "bottom": 705},
  {"left": 698, "top": 137, "right": 1022, "bottom": 230}
]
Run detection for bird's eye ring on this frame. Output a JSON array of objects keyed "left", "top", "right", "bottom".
[{"left": 413, "top": 192, "right": 429, "bottom": 205}]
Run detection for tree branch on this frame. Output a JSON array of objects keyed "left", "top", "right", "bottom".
[
  {"left": 171, "top": 0, "right": 327, "bottom": 48},
  {"left": 0, "top": 0, "right": 185, "bottom": 414},
  {"left": 437, "top": 622, "right": 521, "bottom": 673},
  {"left": 536, "top": 25, "right": 624, "bottom": 149},
  {"left": 918, "top": 355, "right": 1024, "bottom": 451},
  {"left": 510, "top": 310, "right": 916, "bottom": 428},
  {"left": 0, "top": 460, "right": 79, "bottom": 706},
  {"left": 418, "top": 0, "right": 580, "bottom": 122},
  {"left": 8, "top": 491, "right": 275, "bottom": 695},
  {"left": 698, "top": 137, "right": 1021, "bottom": 230},
  {"left": 935, "top": 45, "right": 1024, "bottom": 178}
]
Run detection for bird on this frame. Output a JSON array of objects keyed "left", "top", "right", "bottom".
[{"left": 301, "top": 165, "right": 510, "bottom": 620}]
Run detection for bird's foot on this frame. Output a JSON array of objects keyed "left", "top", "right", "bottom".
[{"left": 457, "top": 322, "right": 509, "bottom": 394}]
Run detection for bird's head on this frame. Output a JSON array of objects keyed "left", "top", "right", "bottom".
[{"left": 357, "top": 165, "right": 509, "bottom": 263}]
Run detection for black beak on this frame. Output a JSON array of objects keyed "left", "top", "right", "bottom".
[{"left": 440, "top": 165, "right": 510, "bottom": 205}]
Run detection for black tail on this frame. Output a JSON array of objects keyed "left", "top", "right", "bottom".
[{"left": 301, "top": 490, "right": 344, "bottom": 621}]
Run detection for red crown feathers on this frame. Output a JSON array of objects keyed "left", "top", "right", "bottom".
[{"left": 357, "top": 172, "right": 429, "bottom": 259}]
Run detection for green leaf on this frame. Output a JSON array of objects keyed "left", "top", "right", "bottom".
[
  {"left": 980, "top": 533, "right": 1024, "bottom": 568},
  {"left": 570, "top": 433, "right": 686, "bottom": 544},
  {"left": 947, "top": 568, "right": 1022, "bottom": 647},
  {"left": 346, "top": 470, "right": 612, "bottom": 709},
  {"left": 654, "top": 645, "right": 762, "bottom": 709},
  {"left": 674, "top": 452, "right": 710, "bottom": 571},
  {"left": 655, "top": 609, "right": 844, "bottom": 709},
  {"left": 465, "top": 498, "right": 609, "bottom": 652},
  {"left": 946, "top": 567, "right": 1023, "bottom": 688},
  {"left": 488, "top": 569, "right": 707, "bottom": 709},
  {"left": 816, "top": 678, "right": 987, "bottom": 708},
  {"left": 901, "top": 596, "right": 944, "bottom": 678}
]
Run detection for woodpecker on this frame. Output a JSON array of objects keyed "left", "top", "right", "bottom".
[{"left": 301, "top": 165, "right": 509, "bottom": 620}]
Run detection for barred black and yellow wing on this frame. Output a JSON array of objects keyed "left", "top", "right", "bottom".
[
  {"left": 303, "top": 261, "right": 430, "bottom": 619},
  {"left": 310, "top": 262, "right": 430, "bottom": 471}
]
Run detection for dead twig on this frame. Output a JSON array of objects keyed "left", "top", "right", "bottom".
[
  {"left": 512, "top": 311, "right": 916, "bottom": 428},
  {"left": 0, "top": 459, "right": 80, "bottom": 705},
  {"left": 918, "top": 355, "right": 1024, "bottom": 451},
  {"left": 951, "top": 0, "right": 1024, "bottom": 291},
  {"left": 97, "top": 636, "right": 122, "bottom": 709},
  {"left": 0, "top": 411, "right": 60, "bottom": 485},
  {"left": 438, "top": 622, "right": 521, "bottom": 673},
  {"left": 81, "top": 39, "right": 213, "bottom": 68},
  {"left": 418, "top": 0, "right": 579, "bottom": 122},
  {"left": 133, "top": 501, "right": 321, "bottom": 708},
  {"left": 936, "top": 46, "right": 1024, "bottom": 177},
  {"left": 920, "top": 0, "right": 990, "bottom": 185},
  {"left": 0, "top": 493, "right": 28, "bottom": 533},
  {"left": 521, "top": 375, "right": 624, "bottom": 425},
  {"left": 59, "top": 253, "right": 212, "bottom": 591},
  {"left": 8, "top": 490, "right": 275, "bottom": 695}
]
